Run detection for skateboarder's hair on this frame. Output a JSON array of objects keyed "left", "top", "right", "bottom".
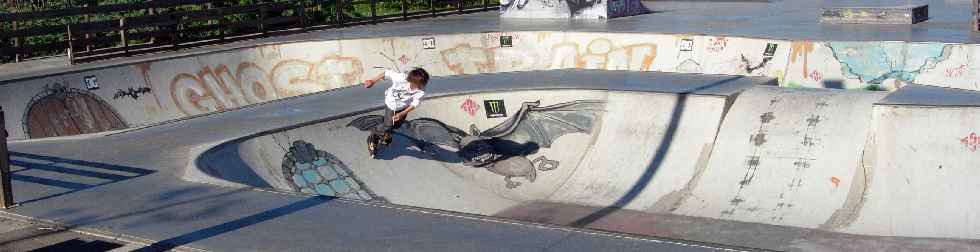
[{"left": 407, "top": 68, "right": 430, "bottom": 89}]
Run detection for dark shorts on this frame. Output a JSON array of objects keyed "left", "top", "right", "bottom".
[{"left": 370, "top": 108, "right": 405, "bottom": 141}]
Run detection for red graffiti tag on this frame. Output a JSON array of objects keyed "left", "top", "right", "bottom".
[
  {"left": 961, "top": 132, "right": 980, "bottom": 152},
  {"left": 946, "top": 64, "right": 967, "bottom": 78},
  {"left": 808, "top": 69, "right": 823, "bottom": 81},
  {"left": 707, "top": 37, "right": 728, "bottom": 52},
  {"left": 461, "top": 98, "right": 480, "bottom": 116},
  {"left": 399, "top": 54, "right": 410, "bottom": 65}
]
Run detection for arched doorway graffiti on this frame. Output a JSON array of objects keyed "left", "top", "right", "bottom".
[{"left": 24, "top": 84, "right": 126, "bottom": 138}]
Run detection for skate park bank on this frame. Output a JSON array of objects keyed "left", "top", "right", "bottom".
[{"left": 184, "top": 69, "right": 980, "bottom": 246}]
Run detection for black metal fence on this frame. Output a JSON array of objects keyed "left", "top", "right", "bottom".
[{"left": 1, "top": 0, "right": 499, "bottom": 64}]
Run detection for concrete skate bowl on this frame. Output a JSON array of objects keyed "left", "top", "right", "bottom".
[{"left": 189, "top": 85, "right": 980, "bottom": 251}]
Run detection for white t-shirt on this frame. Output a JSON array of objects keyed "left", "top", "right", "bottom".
[{"left": 383, "top": 70, "right": 425, "bottom": 111}]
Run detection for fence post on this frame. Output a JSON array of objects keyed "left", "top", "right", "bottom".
[
  {"left": 260, "top": 4, "right": 269, "bottom": 35},
  {"left": 171, "top": 13, "right": 180, "bottom": 50},
  {"left": 66, "top": 24, "right": 75, "bottom": 65},
  {"left": 148, "top": 1, "right": 158, "bottom": 44},
  {"left": 12, "top": 21, "right": 20, "bottom": 63},
  {"left": 217, "top": 8, "right": 225, "bottom": 43},
  {"left": 335, "top": 0, "right": 344, "bottom": 26},
  {"left": 370, "top": 0, "right": 377, "bottom": 21},
  {"left": 0, "top": 107, "right": 15, "bottom": 209},
  {"left": 119, "top": 17, "right": 129, "bottom": 56},
  {"left": 430, "top": 0, "right": 436, "bottom": 16},
  {"left": 298, "top": 2, "right": 308, "bottom": 29},
  {"left": 402, "top": 0, "right": 408, "bottom": 20}
]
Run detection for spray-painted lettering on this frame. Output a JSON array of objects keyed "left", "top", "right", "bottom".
[
  {"left": 170, "top": 56, "right": 363, "bottom": 115},
  {"left": 708, "top": 37, "right": 728, "bottom": 52}
]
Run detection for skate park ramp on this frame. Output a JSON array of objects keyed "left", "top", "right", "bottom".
[
  {"left": 186, "top": 70, "right": 980, "bottom": 251},
  {"left": 189, "top": 71, "right": 755, "bottom": 216}
]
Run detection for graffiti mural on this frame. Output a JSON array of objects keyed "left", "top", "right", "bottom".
[
  {"left": 436, "top": 38, "right": 660, "bottom": 75},
  {"left": 828, "top": 42, "right": 949, "bottom": 86},
  {"left": 347, "top": 100, "right": 605, "bottom": 188},
  {"left": 169, "top": 55, "right": 363, "bottom": 115},
  {"left": 500, "top": 0, "right": 604, "bottom": 18},
  {"left": 441, "top": 44, "right": 495, "bottom": 75},
  {"left": 567, "top": 39, "right": 657, "bottom": 71},
  {"left": 24, "top": 83, "right": 127, "bottom": 138},
  {"left": 283, "top": 140, "right": 385, "bottom": 201},
  {"left": 785, "top": 41, "right": 956, "bottom": 90},
  {"left": 500, "top": 0, "right": 647, "bottom": 19}
]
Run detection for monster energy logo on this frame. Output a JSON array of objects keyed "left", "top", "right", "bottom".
[
  {"left": 484, "top": 100, "right": 507, "bottom": 118},
  {"left": 764, "top": 43, "right": 778, "bottom": 57}
]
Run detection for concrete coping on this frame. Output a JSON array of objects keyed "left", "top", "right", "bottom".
[
  {"left": 877, "top": 84, "right": 980, "bottom": 107},
  {"left": 822, "top": 4, "right": 928, "bottom": 9}
]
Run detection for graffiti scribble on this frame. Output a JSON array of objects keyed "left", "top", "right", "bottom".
[
  {"left": 961, "top": 132, "right": 980, "bottom": 152},
  {"left": 946, "top": 64, "right": 968, "bottom": 78},
  {"left": 708, "top": 37, "right": 728, "bottom": 52},
  {"left": 113, "top": 87, "right": 152, "bottom": 100},
  {"left": 739, "top": 54, "right": 772, "bottom": 74}
]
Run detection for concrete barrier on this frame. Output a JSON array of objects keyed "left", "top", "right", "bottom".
[{"left": 2, "top": 31, "right": 979, "bottom": 141}]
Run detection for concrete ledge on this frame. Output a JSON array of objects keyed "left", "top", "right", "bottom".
[{"left": 821, "top": 4, "right": 929, "bottom": 24}]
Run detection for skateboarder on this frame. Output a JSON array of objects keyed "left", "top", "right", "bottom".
[{"left": 362, "top": 68, "right": 430, "bottom": 158}]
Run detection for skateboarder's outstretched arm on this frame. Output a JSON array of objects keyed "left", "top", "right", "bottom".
[{"left": 363, "top": 72, "right": 386, "bottom": 88}]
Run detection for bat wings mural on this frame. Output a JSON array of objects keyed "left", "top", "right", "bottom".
[
  {"left": 501, "top": 0, "right": 603, "bottom": 18},
  {"left": 348, "top": 100, "right": 607, "bottom": 189}
]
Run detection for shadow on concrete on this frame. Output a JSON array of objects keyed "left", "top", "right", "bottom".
[
  {"left": 822, "top": 79, "right": 845, "bottom": 89},
  {"left": 63, "top": 187, "right": 249, "bottom": 228},
  {"left": 570, "top": 76, "right": 745, "bottom": 227},
  {"left": 375, "top": 133, "right": 465, "bottom": 163},
  {"left": 32, "top": 238, "right": 123, "bottom": 252},
  {"left": 133, "top": 196, "right": 331, "bottom": 252},
  {"left": 7, "top": 152, "right": 154, "bottom": 205},
  {"left": 195, "top": 139, "right": 273, "bottom": 188}
]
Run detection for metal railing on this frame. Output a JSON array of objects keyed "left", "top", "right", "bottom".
[
  {"left": 0, "top": 107, "right": 14, "bottom": 209},
  {"left": 1, "top": 0, "right": 499, "bottom": 64}
]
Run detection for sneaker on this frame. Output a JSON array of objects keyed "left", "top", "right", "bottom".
[
  {"left": 382, "top": 133, "right": 393, "bottom": 145},
  {"left": 368, "top": 142, "right": 377, "bottom": 158}
]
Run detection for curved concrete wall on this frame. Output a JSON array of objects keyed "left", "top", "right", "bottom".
[
  {"left": 191, "top": 89, "right": 732, "bottom": 215},
  {"left": 190, "top": 86, "right": 980, "bottom": 240},
  {"left": 841, "top": 105, "right": 980, "bottom": 238},
  {"left": 4, "top": 29, "right": 980, "bottom": 140}
]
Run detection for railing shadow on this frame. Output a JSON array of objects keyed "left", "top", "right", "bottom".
[
  {"left": 7, "top": 152, "right": 154, "bottom": 205},
  {"left": 132, "top": 196, "right": 332, "bottom": 252},
  {"left": 570, "top": 76, "right": 746, "bottom": 227}
]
